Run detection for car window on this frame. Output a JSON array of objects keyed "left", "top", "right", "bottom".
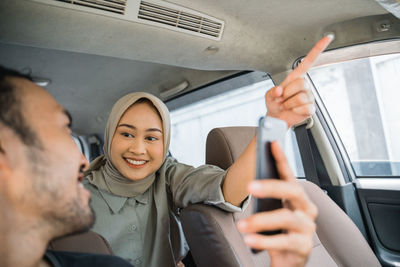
[
  {"left": 309, "top": 53, "right": 400, "bottom": 177},
  {"left": 168, "top": 72, "right": 305, "bottom": 177}
]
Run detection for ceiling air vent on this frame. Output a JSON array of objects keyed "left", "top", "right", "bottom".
[
  {"left": 138, "top": 1, "right": 223, "bottom": 39},
  {"left": 54, "top": 0, "right": 126, "bottom": 14},
  {"left": 30, "top": 0, "right": 224, "bottom": 40}
]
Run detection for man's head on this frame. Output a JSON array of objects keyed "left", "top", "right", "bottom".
[
  {"left": 0, "top": 66, "right": 94, "bottom": 239},
  {"left": 0, "top": 67, "right": 39, "bottom": 148}
]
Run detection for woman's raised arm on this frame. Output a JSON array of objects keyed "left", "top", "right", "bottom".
[{"left": 222, "top": 35, "right": 333, "bottom": 206}]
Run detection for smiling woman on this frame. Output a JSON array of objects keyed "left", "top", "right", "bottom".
[
  {"left": 83, "top": 92, "right": 252, "bottom": 266},
  {"left": 81, "top": 45, "right": 321, "bottom": 265}
]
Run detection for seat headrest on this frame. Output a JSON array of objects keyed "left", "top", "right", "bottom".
[
  {"left": 48, "top": 230, "right": 114, "bottom": 255},
  {"left": 206, "top": 127, "right": 257, "bottom": 169}
]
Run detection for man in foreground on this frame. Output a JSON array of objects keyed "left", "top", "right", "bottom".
[{"left": 0, "top": 66, "right": 132, "bottom": 266}]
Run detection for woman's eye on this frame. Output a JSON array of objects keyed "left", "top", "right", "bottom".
[
  {"left": 146, "top": 136, "right": 158, "bottom": 141},
  {"left": 121, "top": 132, "right": 133, "bottom": 138}
]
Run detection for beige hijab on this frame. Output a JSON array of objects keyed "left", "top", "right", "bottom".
[{"left": 86, "top": 92, "right": 170, "bottom": 197}]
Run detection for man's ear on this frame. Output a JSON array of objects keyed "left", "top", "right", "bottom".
[
  {"left": 0, "top": 140, "right": 11, "bottom": 178},
  {"left": 0, "top": 140, "right": 4, "bottom": 154}
]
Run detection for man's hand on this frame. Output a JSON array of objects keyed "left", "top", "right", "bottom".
[
  {"left": 266, "top": 35, "right": 333, "bottom": 127},
  {"left": 237, "top": 142, "right": 318, "bottom": 267}
]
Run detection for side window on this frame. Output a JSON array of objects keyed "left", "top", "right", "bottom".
[
  {"left": 167, "top": 72, "right": 305, "bottom": 177},
  {"left": 309, "top": 53, "right": 400, "bottom": 177}
]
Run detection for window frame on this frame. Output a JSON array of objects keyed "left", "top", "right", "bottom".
[
  {"left": 166, "top": 71, "right": 269, "bottom": 111},
  {"left": 300, "top": 39, "right": 400, "bottom": 180}
]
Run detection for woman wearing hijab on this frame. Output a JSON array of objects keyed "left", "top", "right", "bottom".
[
  {"left": 83, "top": 37, "right": 331, "bottom": 267},
  {"left": 83, "top": 92, "right": 315, "bottom": 265},
  {"left": 84, "top": 93, "right": 252, "bottom": 266}
]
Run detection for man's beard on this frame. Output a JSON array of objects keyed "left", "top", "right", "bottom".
[
  {"left": 43, "top": 194, "right": 96, "bottom": 238},
  {"left": 26, "top": 146, "right": 95, "bottom": 238}
]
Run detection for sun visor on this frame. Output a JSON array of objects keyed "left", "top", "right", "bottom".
[{"left": 376, "top": 0, "right": 400, "bottom": 18}]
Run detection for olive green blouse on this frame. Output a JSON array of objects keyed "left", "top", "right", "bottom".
[{"left": 84, "top": 157, "right": 249, "bottom": 267}]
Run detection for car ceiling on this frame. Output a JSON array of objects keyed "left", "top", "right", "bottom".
[{"left": 0, "top": 0, "right": 398, "bottom": 135}]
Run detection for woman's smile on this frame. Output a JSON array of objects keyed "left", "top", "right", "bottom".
[{"left": 124, "top": 157, "right": 149, "bottom": 168}]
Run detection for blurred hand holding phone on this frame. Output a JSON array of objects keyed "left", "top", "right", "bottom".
[{"left": 253, "top": 116, "right": 287, "bottom": 242}]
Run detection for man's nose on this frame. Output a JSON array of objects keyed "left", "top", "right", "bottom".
[{"left": 80, "top": 153, "right": 89, "bottom": 172}]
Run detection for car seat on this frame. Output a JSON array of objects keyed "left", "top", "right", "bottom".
[
  {"left": 180, "top": 126, "right": 381, "bottom": 267},
  {"left": 48, "top": 230, "right": 114, "bottom": 255}
]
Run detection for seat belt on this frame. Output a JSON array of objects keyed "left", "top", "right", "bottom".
[{"left": 294, "top": 118, "right": 320, "bottom": 186}]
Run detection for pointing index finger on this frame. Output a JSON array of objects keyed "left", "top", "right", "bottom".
[{"left": 280, "top": 35, "right": 334, "bottom": 88}]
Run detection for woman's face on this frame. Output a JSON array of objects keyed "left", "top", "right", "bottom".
[{"left": 110, "top": 102, "right": 164, "bottom": 181}]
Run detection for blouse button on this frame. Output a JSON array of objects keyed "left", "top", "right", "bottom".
[{"left": 129, "top": 224, "right": 137, "bottom": 232}]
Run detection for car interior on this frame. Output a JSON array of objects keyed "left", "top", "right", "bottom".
[{"left": 1, "top": 0, "right": 399, "bottom": 266}]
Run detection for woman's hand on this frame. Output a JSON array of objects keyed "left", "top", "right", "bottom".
[
  {"left": 222, "top": 36, "right": 332, "bottom": 210},
  {"left": 266, "top": 35, "right": 333, "bottom": 127},
  {"left": 237, "top": 142, "right": 318, "bottom": 267}
]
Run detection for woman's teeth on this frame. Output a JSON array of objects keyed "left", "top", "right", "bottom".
[{"left": 126, "top": 158, "right": 146, "bottom": 165}]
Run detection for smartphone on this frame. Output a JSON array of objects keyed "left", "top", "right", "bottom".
[{"left": 254, "top": 116, "right": 287, "bottom": 234}]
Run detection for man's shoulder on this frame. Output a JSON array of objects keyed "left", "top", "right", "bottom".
[{"left": 45, "top": 250, "right": 133, "bottom": 267}]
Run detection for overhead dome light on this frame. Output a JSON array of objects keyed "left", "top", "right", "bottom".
[
  {"left": 160, "top": 80, "right": 189, "bottom": 100},
  {"left": 204, "top": 46, "right": 219, "bottom": 55},
  {"left": 32, "top": 77, "right": 51, "bottom": 87}
]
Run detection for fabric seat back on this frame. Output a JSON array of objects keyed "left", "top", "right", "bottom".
[
  {"left": 181, "top": 126, "right": 381, "bottom": 267},
  {"left": 48, "top": 230, "right": 114, "bottom": 255}
]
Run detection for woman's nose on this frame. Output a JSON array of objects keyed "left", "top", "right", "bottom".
[{"left": 128, "top": 140, "right": 146, "bottom": 155}]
